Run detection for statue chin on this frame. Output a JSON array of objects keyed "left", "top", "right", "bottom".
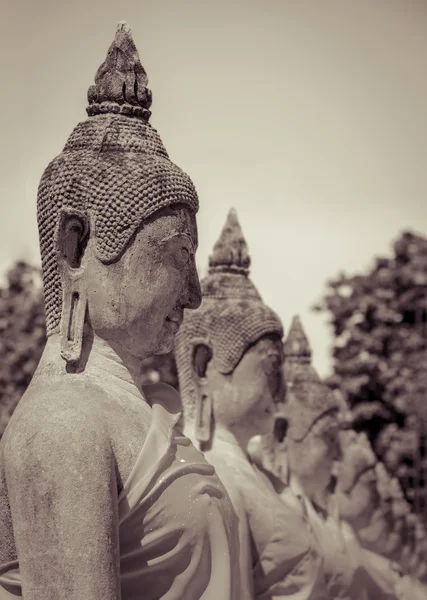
[
  {"left": 155, "top": 339, "right": 176, "bottom": 356},
  {"left": 153, "top": 324, "right": 181, "bottom": 356}
]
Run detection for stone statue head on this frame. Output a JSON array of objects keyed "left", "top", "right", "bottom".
[
  {"left": 37, "top": 23, "right": 201, "bottom": 365},
  {"left": 175, "top": 209, "right": 284, "bottom": 448},
  {"left": 337, "top": 431, "right": 379, "bottom": 530},
  {"left": 358, "top": 462, "right": 406, "bottom": 556},
  {"left": 283, "top": 317, "right": 343, "bottom": 503},
  {"left": 247, "top": 414, "right": 289, "bottom": 482}
]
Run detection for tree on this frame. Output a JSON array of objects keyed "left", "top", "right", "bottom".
[
  {"left": 0, "top": 261, "right": 46, "bottom": 436},
  {"left": 314, "top": 231, "right": 427, "bottom": 514}
]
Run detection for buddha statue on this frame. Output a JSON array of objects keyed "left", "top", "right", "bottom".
[
  {"left": 0, "top": 23, "right": 241, "bottom": 600},
  {"left": 355, "top": 463, "right": 401, "bottom": 560},
  {"left": 321, "top": 381, "right": 427, "bottom": 598},
  {"left": 283, "top": 316, "right": 343, "bottom": 514},
  {"left": 282, "top": 316, "right": 404, "bottom": 599},
  {"left": 337, "top": 429, "right": 380, "bottom": 534},
  {"left": 360, "top": 464, "right": 427, "bottom": 582},
  {"left": 372, "top": 473, "right": 427, "bottom": 598},
  {"left": 175, "top": 209, "right": 329, "bottom": 599}
]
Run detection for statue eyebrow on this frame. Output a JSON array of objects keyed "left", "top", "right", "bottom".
[{"left": 160, "top": 232, "right": 195, "bottom": 250}]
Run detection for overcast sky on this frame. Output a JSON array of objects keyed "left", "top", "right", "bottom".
[{"left": 1, "top": 0, "right": 427, "bottom": 376}]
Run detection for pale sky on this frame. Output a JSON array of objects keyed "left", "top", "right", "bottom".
[{"left": 1, "top": 0, "right": 427, "bottom": 377}]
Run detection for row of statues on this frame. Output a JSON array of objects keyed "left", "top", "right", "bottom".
[{"left": 0, "top": 22, "right": 426, "bottom": 600}]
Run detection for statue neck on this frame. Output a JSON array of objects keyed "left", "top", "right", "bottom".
[
  {"left": 183, "top": 419, "right": 251, "bottom": 458},
  {"left": 38, "top": 332, "right": 144, "bottom": 399},
  {"left": 288, "top": 471, "right": 305, "bottom": 498}
]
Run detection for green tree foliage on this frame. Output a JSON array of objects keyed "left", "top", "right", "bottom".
[
  {"left": 0, "top": 261, "right": 46, "bottom": 436},
  {"left": 314, "top": 231, "right": 427, "bottom": 511}
]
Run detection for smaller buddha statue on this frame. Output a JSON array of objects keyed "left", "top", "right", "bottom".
[
  {"left": 376, "top": 471, "right": 427, "bottom": 582},
  {"left": 282, "top": 317, "right": 401, "bottom": 600},
  {"left": 337, "top": 430, "right": 380, "bottom": 534},
  {"left": 333, "top": 394, "right": 427, "bottom": 599},
  {"left": 357, "top": 463, "right": 403, "bottom": 559},
  {"left": 175, "top": 210, "right": 329, "bottom": 600},
  {"left": 283, "top": 317, "right": 343, "bottom": 514}
]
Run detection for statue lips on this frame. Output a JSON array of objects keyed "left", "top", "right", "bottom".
[{"left": 166, "top": 313, "right": 183, "bottom": 333}]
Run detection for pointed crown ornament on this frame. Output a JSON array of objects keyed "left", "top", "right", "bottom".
[
  {"left": 37, "top": 23, "right": 198, "bottom": 335},
  {"left": 175, "top": 209, "right": 283, "bottom": 419},
  {"left": 283, "top": 316, "right": 340, "bottom": 441},
  {"left": 87, "top": 22, "right": 152, "bottom": 120}
]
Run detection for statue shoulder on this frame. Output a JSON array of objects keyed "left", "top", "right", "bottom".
[{"left": 2, "top": 378, "right": 112, "bottom": 476}]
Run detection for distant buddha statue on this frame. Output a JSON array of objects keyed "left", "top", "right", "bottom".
[
  {"left": 337, "top": 429, "right": 380, "bottom": 534},
  {"left": 339, "top": 430, "right": 427, "bottom": 599},
  {"left": 283, "top": 317, "right": 343, "bottom": 512},
  {"left": 282, "top": 316, "right": 404, "bottom": 600},
  {"left": 357, "top": 459, "right": 427, "bottom": 584},
  {"left": 0, "top": 23, "right": 241, "bottom": 600},
  {"left": 175, "top": 209, "right": 329, "bottom": 599}
]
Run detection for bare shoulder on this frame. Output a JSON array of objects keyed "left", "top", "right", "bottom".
[{"left": 2, "top": 377, "right": 112, "bottom": 477}]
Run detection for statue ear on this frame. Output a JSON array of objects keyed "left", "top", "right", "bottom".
[
  {"left": 192, "top": 342, "right": 213, "bottom": 444},
  {"left": 56, "top": 209, "right": 90, "bottom": 270},
  {"left": 56, "top": 209, "right": 90, "bottom": 364},
  {"left": 274, "top": 417, "right": 288, "bottom": 445}
]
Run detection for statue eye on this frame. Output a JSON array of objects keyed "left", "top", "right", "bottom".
[
  {"left": 262, "top": 354, "right": 283, "bottom": 397},
  {"left": 180, "top": 246, "right": 191, "bottom": 264},
  {"left": 262, "top": 354, "right": 280, "bottom": 375}
]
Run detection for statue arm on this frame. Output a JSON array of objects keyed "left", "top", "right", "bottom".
[{"left": 3, "top": 406, "right": 121, "bottom": 600}]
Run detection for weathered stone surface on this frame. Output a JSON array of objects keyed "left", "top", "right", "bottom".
[
  {"left": 175, "top": 211, "right": 329, "bottom": 599},
  {"left": 0, "top": 23, "right": 241, "bottom": 600},
  {"left": 280, "top": 319, "right": 407, "bottom": 599},
  {"left": 337, "top": 429, "right": 379, "bottom": 531},
  {"left": 283, "top": 316, "right": 342, "bottom": 508},
  {"left": 335, "top": 393, "right": 427, "bottom": 583},
  {"left": 87, "top": 21, "right": 152, "bottom": 120}
]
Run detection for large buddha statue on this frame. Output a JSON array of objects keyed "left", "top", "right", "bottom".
[
  {"left": 0, "top": 23, "right": 241, "bottom": 600},
  {"left": 175, "top": 209, "right": 329, "bottom": 599}
]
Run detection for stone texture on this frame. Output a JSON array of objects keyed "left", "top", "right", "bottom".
[
  {"left": 283, "top": 315, "right": 340, "bottom": 442},
  {"left": 176, "top": 208, "right": 283, "bottom": 424},
  {"left": 175, "top": 211, "right": 329, "bottom": 599},
  {"left": 0, "top": 23, "right": 241, "bottom": 600},
  {"left": 38, "top": 22, "right": 199, "bottom": 336}
]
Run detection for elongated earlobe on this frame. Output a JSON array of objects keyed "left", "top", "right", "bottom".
[
  {"left": 195, "top": 381, "right": 212, "bottom": 443},
  {"left": 192, "top": 343, "right": 213, "bottom": 443},
  {"left": 60, "top": 278, "right": 88, "bottom": 363},
  {"left": 56, "top": 210, "right": 90, "bottom": 364}
]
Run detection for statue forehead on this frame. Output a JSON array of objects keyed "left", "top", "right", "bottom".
[
  {"left": 131, "top": 205, "right": 198, "bottom": 248},
  {"left": 308, "top": 411, "right": 340, "bottom": 439},
  {"left": 243, "top": 334, "right": 283, "bottom": 357}
]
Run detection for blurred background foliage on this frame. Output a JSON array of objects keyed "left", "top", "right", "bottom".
[
  {"left": 314, "top": 230, "right": 427, "bottom": 513},
  {"left": 1, "top": 230, "right": 427, "bottom": 514},
  {"left": 0, "top": 262, "right": 46, "bottom": 436}
]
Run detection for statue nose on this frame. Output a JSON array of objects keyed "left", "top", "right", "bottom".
[{"left": 185, "top": 265, "right": 202, "bottom": 310}]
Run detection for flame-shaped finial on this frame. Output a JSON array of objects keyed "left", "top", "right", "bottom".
[
  {"left": 283, "top": 315, "right": 312, "bottom": 363},
  {"left": 208, "top": 209, "right": 251, "bottom": 275},
  {"left": 87, "top": 21, "right": 152, "bottom": 120}
]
